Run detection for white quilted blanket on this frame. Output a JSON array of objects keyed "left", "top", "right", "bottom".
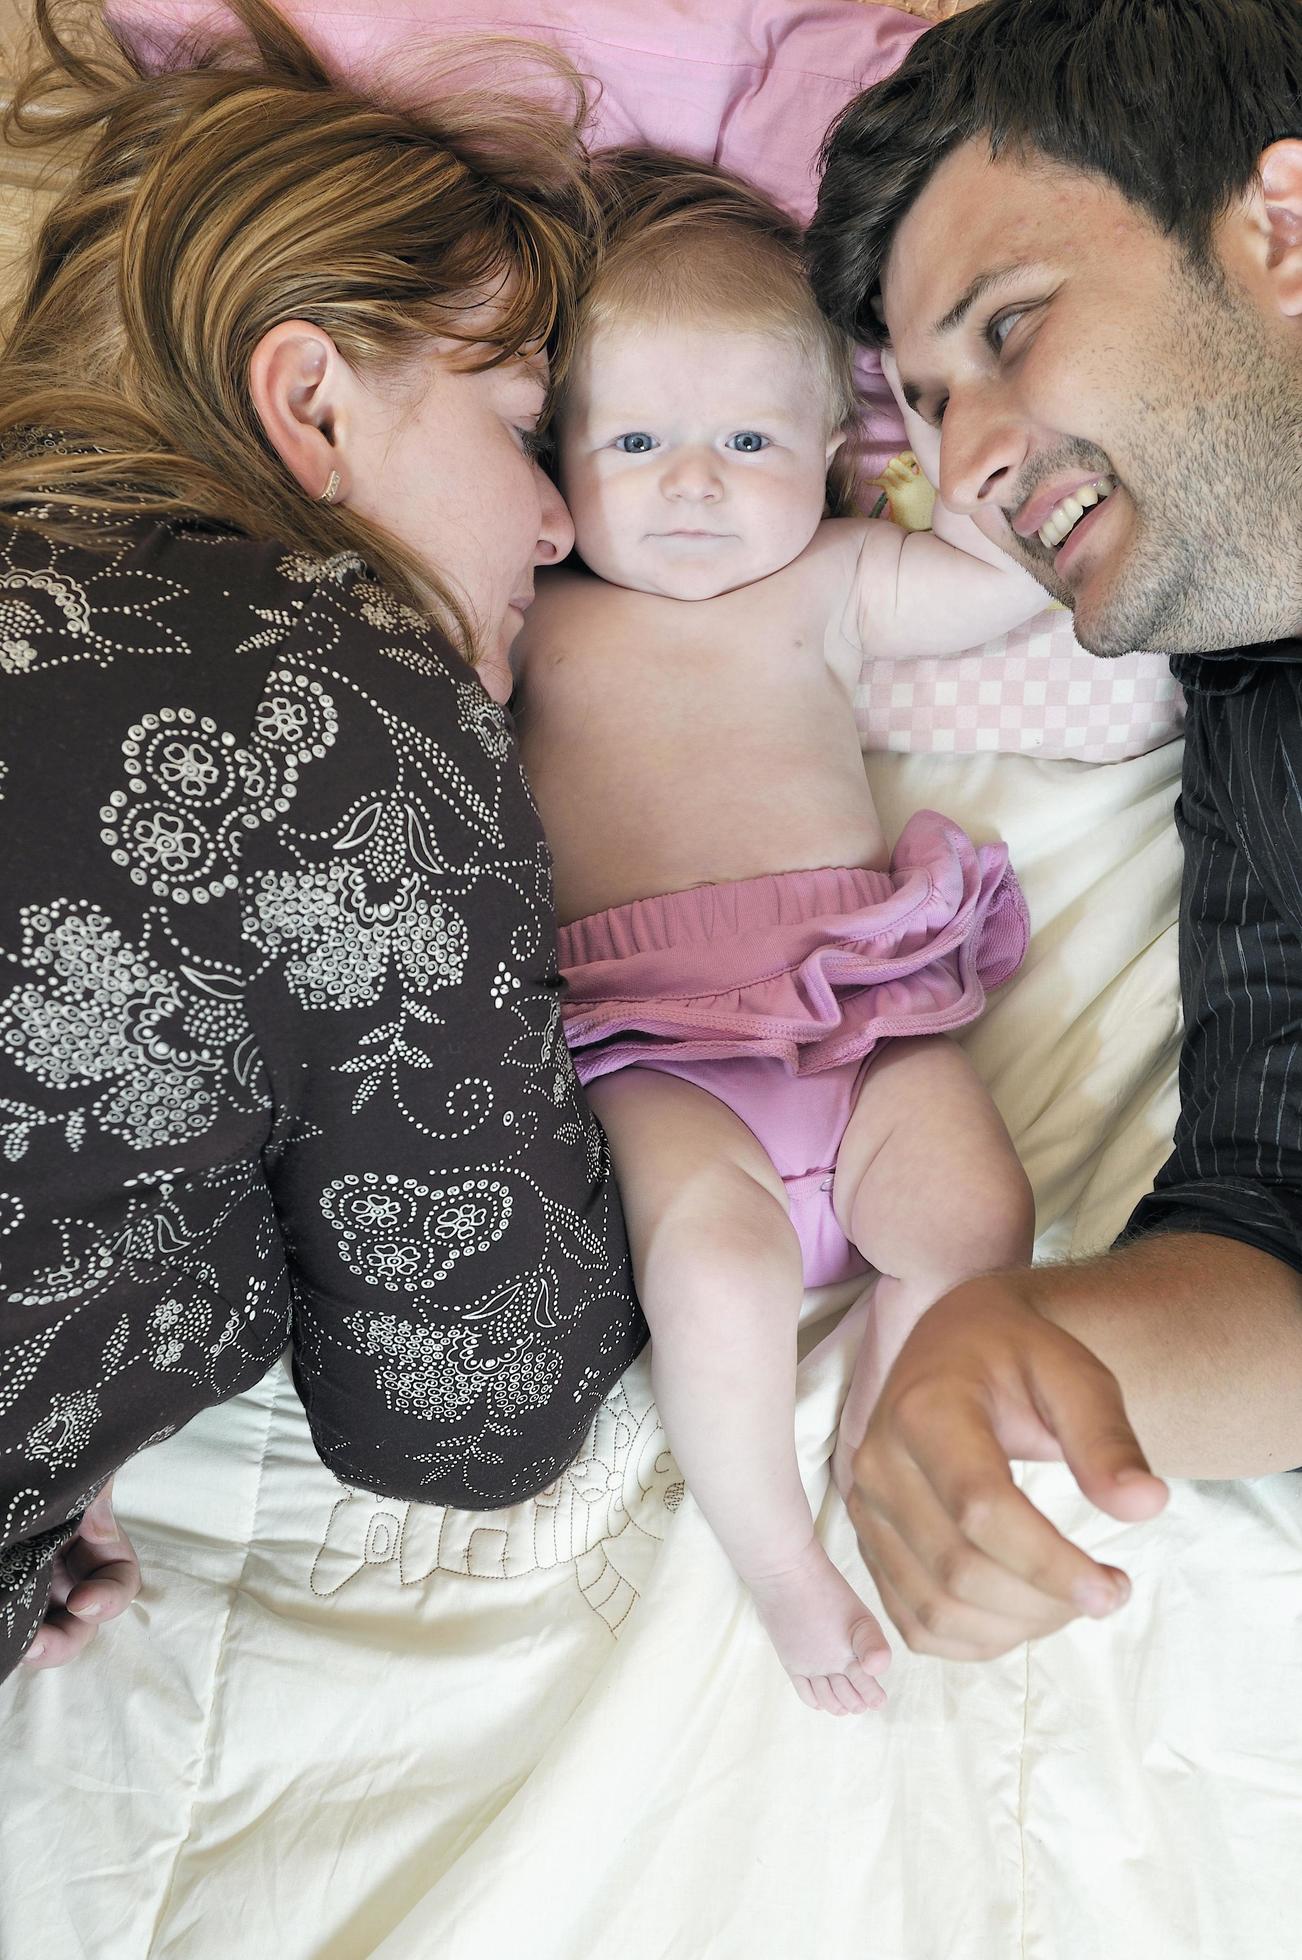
[{"left": 5, "top": 739, "right": 1301, "bottom": 1960}]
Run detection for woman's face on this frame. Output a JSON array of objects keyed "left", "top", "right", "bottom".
[{"left": 343, "top": 344, "right": 574, "bottom": 700}]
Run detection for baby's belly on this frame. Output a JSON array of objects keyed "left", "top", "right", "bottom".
[{"left": 536, "top": 751, "right": 888, "bottom": 925}]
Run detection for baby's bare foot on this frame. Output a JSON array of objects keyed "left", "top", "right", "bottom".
[{"left": 746, "top": 1540, "right": 891, "bottom": 1715}]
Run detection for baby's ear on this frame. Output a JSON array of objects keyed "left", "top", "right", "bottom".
[{"left": 824, "top": 434, "right": 861, "bottom": 520}]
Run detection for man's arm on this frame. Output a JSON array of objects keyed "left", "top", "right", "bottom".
[
  {"left": 1035, "top": 1231, "right": 1302, "bottom": 1479},
  {"left": 848, "top": 676, "right": 1302, "bottom": 1657},
  {"left": 846, "top": 1236, "right": 1302, "bottom": 1664}
]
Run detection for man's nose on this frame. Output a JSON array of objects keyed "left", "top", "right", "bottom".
[
  {"left": 938, "top": 391, "right": 1029, "bottom": 518},
  {"left": 662, "top": 449, "right": 723, "bottom": 500}
]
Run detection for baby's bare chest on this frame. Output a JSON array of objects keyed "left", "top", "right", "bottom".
[
  {"left": 525, "top": 568, "right": 848, "bottom": 750},
  {"left": 515, "top": 571, "right": 879, "bottom": 920}
]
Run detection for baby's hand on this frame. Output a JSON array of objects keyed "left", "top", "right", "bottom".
[
  {"left": 881, "top": 347, "right": 942, "bottom": 489},
  {"left": 876, "top": 345, "right": 1040, "bottom": 585},
  {"left": 21, "top": 1480, "right": 141, "bottom": 1671},
  {"left": 853, "top": 350, "right": 1051, "bottom": 657}
]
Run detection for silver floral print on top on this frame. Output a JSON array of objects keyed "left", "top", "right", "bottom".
[{"left": 0, "top": 515, "right": 644, "bottom": 1681}]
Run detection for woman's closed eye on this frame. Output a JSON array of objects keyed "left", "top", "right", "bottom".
[{"left": 514, "top": 425, "right": 547, "bottom": 462}]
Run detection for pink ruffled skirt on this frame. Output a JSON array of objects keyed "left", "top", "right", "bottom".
[{"left": 558, "top": 810, "right": 1028, "bottom": 1082}]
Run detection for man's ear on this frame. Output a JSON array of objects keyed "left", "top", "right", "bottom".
[
  {"left": 1256, "top": 140, "right": 1302, "bottom": 318},
  {"left": 248, "top": 321, "right": 353, "bottom": 503}
]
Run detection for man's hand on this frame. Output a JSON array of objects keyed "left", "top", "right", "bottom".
[
  {"left": 20, "top": 1479, "right": 141, "bottom": 1671},
  {"left": 847, "top": 1277, "right": 1169, "bottom": 1661}
]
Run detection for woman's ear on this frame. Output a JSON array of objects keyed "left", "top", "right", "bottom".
[
  {"left": 248, "top": 320, "right": 353, "bottom": 503},
  {"left": 1256, "top": 140, "right": 1302, "bottom": 318}
]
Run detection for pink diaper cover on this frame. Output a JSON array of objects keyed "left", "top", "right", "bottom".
[{"left": 557, "top": 810, "right": 1028, "bottom": 1288}]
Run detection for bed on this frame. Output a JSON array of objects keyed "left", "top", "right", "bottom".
[{"left": 3, "top": 4, "right": 1301, "bottom": 1957}]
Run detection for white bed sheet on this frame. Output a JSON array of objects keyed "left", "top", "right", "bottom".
[{"left": 4, "top": 739, "right": 1301, "bottom": 1960}]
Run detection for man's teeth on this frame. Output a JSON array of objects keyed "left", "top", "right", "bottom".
[{"left": 1038, "top": 475, "right": 1115, "bottom": 550}]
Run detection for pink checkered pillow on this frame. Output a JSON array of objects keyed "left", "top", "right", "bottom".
[
  {"left": 120, "top": 0, "right": 1185, "bottom": 763},
  {"left": 856, "top": 613, "right": 1184, "bottom": 760}
]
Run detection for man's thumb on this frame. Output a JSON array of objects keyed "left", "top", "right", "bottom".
[{"left": 1036, "top": 1354, "right": 1169, "bottom": 1522}]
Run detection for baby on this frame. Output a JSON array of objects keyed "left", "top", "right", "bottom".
[{"left": 512, "top": 152, "right": 1048, "bottom": 1715}]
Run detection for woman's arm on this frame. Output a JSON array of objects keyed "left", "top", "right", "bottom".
[
  {"left": 17, "top": 1481, "right": 141, "bottom": 1673},
  {"left": 239, "top": 570, "right": 646, "bottom": 1510}
]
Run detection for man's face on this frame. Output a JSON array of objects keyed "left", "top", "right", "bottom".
[{"left": 882, "top": 140, "right": 1302, "bottom": 656}]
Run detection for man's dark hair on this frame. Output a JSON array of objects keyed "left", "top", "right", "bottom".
[{"left": 806, "top": 0, "right": 1302, "bottom": 347}]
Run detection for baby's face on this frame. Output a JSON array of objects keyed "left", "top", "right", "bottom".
[{"left": 555, "top": 321, "right": 843, "bottom": 600}]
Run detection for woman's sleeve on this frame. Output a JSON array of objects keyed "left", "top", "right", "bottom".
[{"left": 236, "top": 567, "right": 645, "bottom": 1509}]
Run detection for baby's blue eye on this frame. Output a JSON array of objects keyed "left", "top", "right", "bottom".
[
  {"left": 726, "top": 431, "right": 769, "bottom": 453},
  {"left": 614, "top": 432, "right": 657, "bottom": 453}
]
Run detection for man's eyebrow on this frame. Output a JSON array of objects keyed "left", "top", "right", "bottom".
[
  {"left": 932, "top": 262, "right": 1037, "bottom": 339},
  {"left": 899, "top": 261, "right": 1049, "bottom": 413}
]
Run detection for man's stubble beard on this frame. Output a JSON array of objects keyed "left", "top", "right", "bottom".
[{"left": 1018, "top": 272, "right": 1302, "bottom": 659}]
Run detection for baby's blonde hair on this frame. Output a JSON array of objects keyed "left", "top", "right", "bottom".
[{"left": 568, "top": 148, "right": 862, "bottom": 517}]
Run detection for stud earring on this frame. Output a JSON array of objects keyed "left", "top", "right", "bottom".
[{"left": 318, "top": 468, "right": 341, "bottom": 505}]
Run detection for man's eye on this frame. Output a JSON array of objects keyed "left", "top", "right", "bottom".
[
  {"left": 614, "top": 432, "right": 657, "bottom": 453},
  {"left": 726, "top": 431, "right": 769, "bottom": 453},
  {"left": 516, "top": 427, "right": 546, "bottom": 461},
  {"left": 988, "top": 308, "right": 1027, "bottom": 353}
]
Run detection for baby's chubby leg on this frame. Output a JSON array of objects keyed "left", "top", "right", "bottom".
[
  {"left": 586, "top": 1065, "right": 890, "bottom": 1715},
  {"left": 831, "top": 1036, "right": 1036, "bottom": 1496}
]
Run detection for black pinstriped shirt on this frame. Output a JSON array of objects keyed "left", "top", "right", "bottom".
[{"left": 1126, "top": 639, "right": 1302, "bottom": 1272}]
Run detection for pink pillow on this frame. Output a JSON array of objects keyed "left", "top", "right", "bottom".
[
  {"left": 118, "top": 0, "right": 1183, "bottom": 763},
  {"left": 856, "top": 613, "right": 1184, "bottom": 761},
  {"left": 120, "top": 0, "right": 923, "bottom": 476}
]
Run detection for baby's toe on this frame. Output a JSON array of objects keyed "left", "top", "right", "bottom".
[
  {"left": 845, "top": 1658, "right": 887, "bottom": 1710},
  {"left": 851, "top": 1616, "right": 892, "bottom": 1673},
  {"left": 829, "top": 1672, "right": 871, "bottom": 1715},
  {"left": 808, "top": 1674, "right": 844, "bottom": 1716},
  {"left": 792, "top": 1674, "right": 822, "bottom": 1714}
]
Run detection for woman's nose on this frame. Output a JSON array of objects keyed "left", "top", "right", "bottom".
[
  {"left": 938, "top": 392, "right": 1030, "bottom": 518},
  {"left": 533, "top": 464, "right": 575, "bottom": 565}
]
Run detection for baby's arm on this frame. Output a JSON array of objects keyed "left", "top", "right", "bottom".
[{"left": 852, "top": 358, "right": 1050, "bottom": 662}]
